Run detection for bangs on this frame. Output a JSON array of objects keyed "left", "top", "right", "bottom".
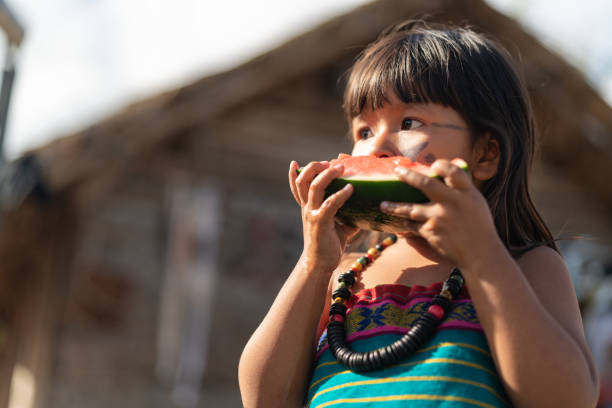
[{"left": 343, "top": 28, "right": 473, "bottom": 121}]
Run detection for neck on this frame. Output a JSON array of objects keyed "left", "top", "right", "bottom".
[{"left": 394, "top": 234, "right": 453, "bottom": 268}]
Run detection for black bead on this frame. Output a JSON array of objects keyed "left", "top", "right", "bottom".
[
  {"left": 332, "top": 347, "right": 342, "bottom": 361},
  {"left": 338, "top": 272, "right": 355, "bottom": 286},
  {"left": 329, "top": 303, "right": 347, "bottom": 316},
  {"left": 432, "top": 295, "right": 452, "bottom": 311},
  {"left": 450, "top": 268, "right": 464, "bottom": 285},
  {"left": 409, "top": 325, "right": 428, "bottom": 345},
  {"left": 357, "top": 353, "right": 369, "bottom": 371},
  {"left": 418, "top": 313, "right": 439, "bottom": 329},
  {"left": 443, "top": 278, "right": 461, "bottom": 296},
  {"left": 332, "top": 286, "right": 351, "bottom": 300},
  {"left": 381, "top": 346, "right": 395, "bottom": 366},
  {"left": 389, "top": 234, "right": 397, "bottom": 243},
  {"left": 348, "top": 353, "right": 359, "bottom": 370},
  {"left": 327, "top": 331, "right": 341, "bottom": 343},
  {"left": 389, "top": 341, "right": 402, "bottom": 360},
  {"left": 366, "top": 351, "right": 377, "bottom": 371},
  {"left": 398, "top": 334, "right": 418, "bottom": 354},
  {"left": 375, "top": 244, "right": 384, "bottom": 251},
  {"left": 327, "top": 320, "right": 344, "bottom": 330}
]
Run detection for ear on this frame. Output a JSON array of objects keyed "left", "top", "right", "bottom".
[{"left": 471, "top": 133, "right": 500, "bottom": 183}]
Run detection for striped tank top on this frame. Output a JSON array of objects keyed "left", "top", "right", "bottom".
[{"left": 307, "top": 283, "right": 512, "bottom": 408}]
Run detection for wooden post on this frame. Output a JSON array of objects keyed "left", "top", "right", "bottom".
[{"left": 0, "top": 198, "right": 75, "bottom": 408}]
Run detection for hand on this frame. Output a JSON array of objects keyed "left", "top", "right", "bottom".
[
  {"left": 380, "top": 158, "right": 500, "bottom": 268},
  {"left": 288, "top": 160, "right": 360, "bottom": 274}
]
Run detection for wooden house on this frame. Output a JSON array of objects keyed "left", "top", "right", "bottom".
[{"left": 0, "top": 0, "right": 610, "bottom": 406}]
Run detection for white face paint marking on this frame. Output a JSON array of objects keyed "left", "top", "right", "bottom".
[{"left": 396, "top": 140, "right": 429, "bottom": 161}]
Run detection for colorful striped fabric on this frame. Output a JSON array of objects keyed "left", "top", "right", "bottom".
[{"left": 307, "top": 283, "right": 512, "bottom": 408}]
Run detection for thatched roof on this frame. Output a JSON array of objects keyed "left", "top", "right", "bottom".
[{"left": 5, "top": 0, "right": 612, "bottom": 209}]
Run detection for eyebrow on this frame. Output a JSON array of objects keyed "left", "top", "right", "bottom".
[{"left": 430, "top": 123, "right": 468, "bottom": 131}]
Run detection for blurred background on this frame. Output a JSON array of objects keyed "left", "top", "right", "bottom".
[{"left": 0, "top": 0, "right": 611, "bottom": 407}]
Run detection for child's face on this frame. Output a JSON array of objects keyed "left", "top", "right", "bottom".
[{"left": 350, "top": 93, "right": 476, "bottom": 167}]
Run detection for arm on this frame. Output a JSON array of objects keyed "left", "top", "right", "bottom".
[
  {"left": 238, "top": 161, "right": 358, "bottom": 407},
  {"left": 462, "top": 239, "right": 599, "bottom": 408},
  {"left": 382, "top": 159, "right": 599, "bottom": 408},
  {"left": 238, "top": 254, "right": 332, "bottom": 408}
]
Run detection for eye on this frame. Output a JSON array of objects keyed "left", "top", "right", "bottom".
[
  {"left": 401, "top": 118, "right": 424, "bottom": 131},
  {"left": 358, "top": 128, "right": 373, "bottom": 140}
]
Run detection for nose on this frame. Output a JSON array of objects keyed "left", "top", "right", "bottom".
[{"left": 369, "top": 130, "right": 401, "bottom": 158}]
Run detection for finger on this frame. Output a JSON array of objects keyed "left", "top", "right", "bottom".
[
  {"left": 380, "top": 201, "right": 430, "bottom": 222},
  {"left": 318, "top": 183, "right": 353, "bottom": 217},
  {"left": 402, "top": 219, "right": 423, "bottom": 233},
  {"left": 288, "top": 161, "right": 301, "bottom": 205},
  {"left": 395, "top": 166, "right": 447, "bottom": 202},
  {"left": 431, "top": 158, "right": 472, "bottom": 190},
  {"left": 296, "top": 161, "right": 330, "bottom": 204},
  {"left": 308, "top": 164, "right": 345, "bottom": 208}
]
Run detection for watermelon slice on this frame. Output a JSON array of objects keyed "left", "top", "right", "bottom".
[
  {"left": 324, "top": 154, "right": 434, "bottom": 232},
  {"left": 298, "top": 154, "right": 444, "bottom": 232}
]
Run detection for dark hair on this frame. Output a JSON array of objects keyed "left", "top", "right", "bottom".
[{"left": 343, "top": 20, "right": 557, "bottom": 256}]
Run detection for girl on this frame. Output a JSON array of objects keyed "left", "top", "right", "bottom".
[{"left": 238, "top": 21, "right": 599, "bottom": 407}]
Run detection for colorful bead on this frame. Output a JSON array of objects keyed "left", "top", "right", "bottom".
[
  {"left": 333, "top": 297, "right": 344, "bottom": 304},
  {"left": 366, "top": 254, "right": 374, "bottom": 263},
  {"left": 367, "top": 248, "right": 380, "bottom": 258},
  {"left": 427, "top": 304, "right": 445, "bottom": 320},
  {"left": 357, "top": 256, "right": 369, "bottom": 266},
  {"left": 330, "top": 314, "right": 345, "bottom": 323},
  {"left": 351, "top": 262, "right": 363, "bottom": 272},
  {"left": 382, "top": 237, "right": 394, "bottom": 247}
]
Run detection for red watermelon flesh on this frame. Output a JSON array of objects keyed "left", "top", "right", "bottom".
[{"left": 329, "top": 154, "right": 433, "bottom": 180}]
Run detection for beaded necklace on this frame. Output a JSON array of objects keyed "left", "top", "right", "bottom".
[{"left": 327, "top": 234, "right": 465, "bottom": 372}]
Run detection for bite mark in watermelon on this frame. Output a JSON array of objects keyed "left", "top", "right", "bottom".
[{"left": 323, "top": 155, "right": 434, "bottom": 232}]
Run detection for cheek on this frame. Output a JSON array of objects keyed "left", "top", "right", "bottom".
[
  {"left": 423, "top": 153, "right": 437, "bottom": 164},
  {"left": 351, "top": 140, "right": 371, "bottom": 156},
  {"left": 396, "top": 134, "right": 429, "bottom": 159}
]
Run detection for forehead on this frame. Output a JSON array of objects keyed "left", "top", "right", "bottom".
[{"left": 352, "top": 97, "right": 466, "bottom": 125}]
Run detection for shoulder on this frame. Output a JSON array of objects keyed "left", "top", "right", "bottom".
[
  {"left": 516, "top": 244, "right": 568, "bottom": 277},
  {"left": 516, "top": 245, "right": 575, "bottom": 305},
  {"left": 516, "top": 245, "right": 585, "bottom": 339},
  {"left": 515, "top": 244, "right": 578, "bottom": 300}
]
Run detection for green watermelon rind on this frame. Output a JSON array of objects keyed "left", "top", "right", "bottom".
[{"left": 324, "top": 177, "right": 430, "bottom": 232}]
